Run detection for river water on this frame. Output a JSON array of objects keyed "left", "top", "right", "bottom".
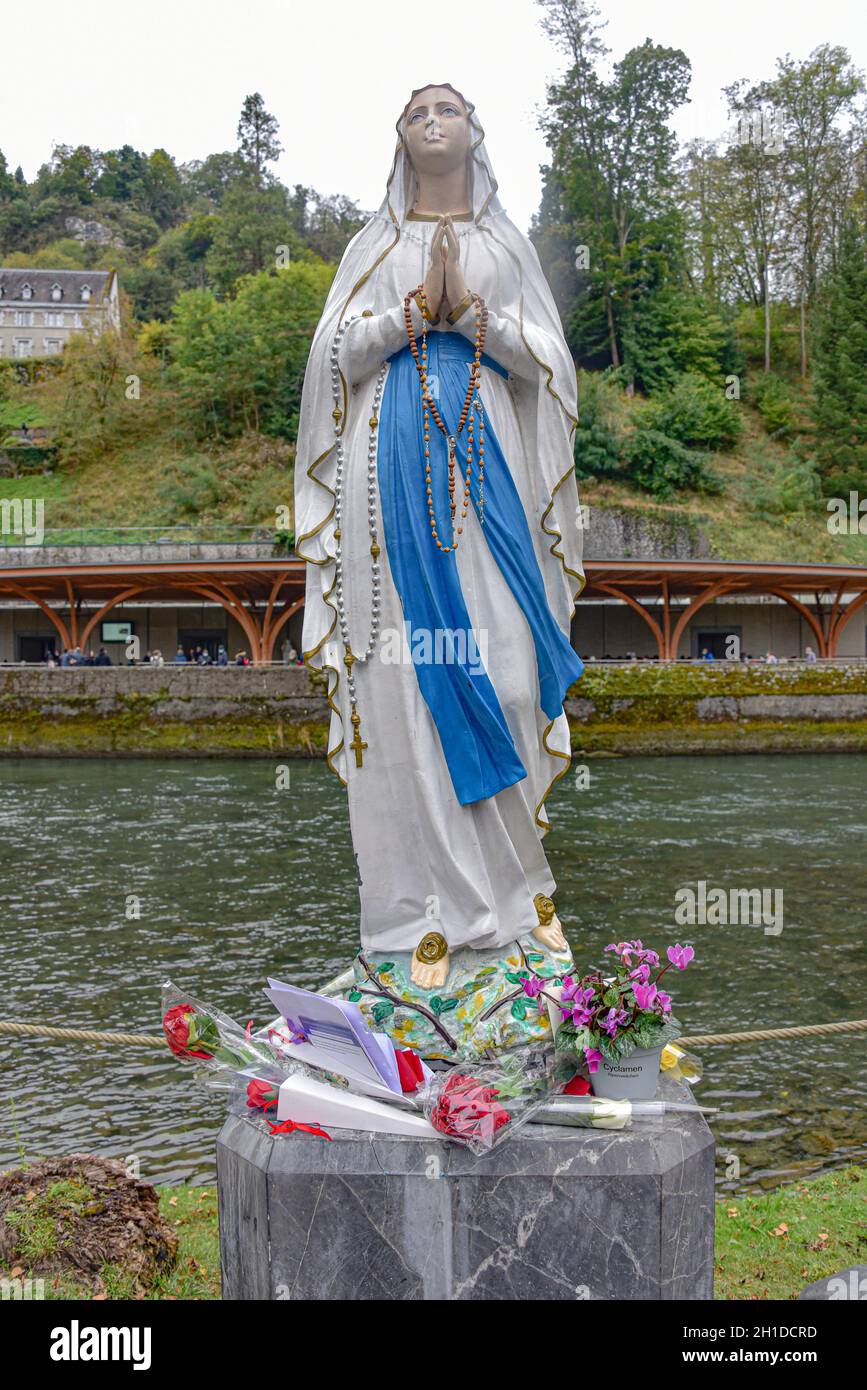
[{"left": 1, "top": 754, "right": 864, "bottom": 1193}]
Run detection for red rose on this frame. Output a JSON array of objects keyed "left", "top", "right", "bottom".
[
  {"left": 563, "top": 1074, "right": 591, "bottom": 1096},
  {"left": 246, "top": 1078, "right": 279, "bottom": 1111},
  {"left": 430, "top": 1072, "right": 511, "bottom": 1147},
  {"left": 162, "top": 1003, "right": 211, "bottom": 1059}
]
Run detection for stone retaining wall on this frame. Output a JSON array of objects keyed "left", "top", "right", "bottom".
[{"left": 0, "top": 661, "right": 865, "bottom": 756}]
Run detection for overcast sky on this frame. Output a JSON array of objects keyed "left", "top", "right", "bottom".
[{"left": 4, "top": 0, "right": 865, "bottom": 233}]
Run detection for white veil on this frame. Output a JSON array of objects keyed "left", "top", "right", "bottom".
[{"left": 295, "top": 84, "right": 584, "bottom": 785}]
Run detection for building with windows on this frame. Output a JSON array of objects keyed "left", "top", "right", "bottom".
[{"left": 0, "top": 268, "right": 119, "bottom": 358}]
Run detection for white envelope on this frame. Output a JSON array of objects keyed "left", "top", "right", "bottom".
[{"left": 276, "top": 1071, "right": 441, "bottom": 1139}]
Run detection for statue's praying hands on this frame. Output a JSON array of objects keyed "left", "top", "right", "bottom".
[{"left": 421, "top": 216, "right": 469, "bottom": 323}]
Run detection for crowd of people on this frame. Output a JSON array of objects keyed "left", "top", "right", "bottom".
[
  {"left": 592, "top": 647, "right": 822, "bottom": 663},
  {"left": 47, "top": 647, "right": 113, "bottom": 667},
  {"left": 43, "top": 642, "right": 302, "bottom": 667}
]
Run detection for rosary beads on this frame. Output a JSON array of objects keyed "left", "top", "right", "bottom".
[{"left": 330, "top": 316, "right": 387, "bottom": 768}]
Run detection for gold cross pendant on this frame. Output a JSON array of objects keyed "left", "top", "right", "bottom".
[{"left": 349, "top": 708, "right": 368, "bottom": 768}]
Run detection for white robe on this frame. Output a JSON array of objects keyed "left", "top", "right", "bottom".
[{"left": 295, "top": 114, "right": 583, "bottom": 956}]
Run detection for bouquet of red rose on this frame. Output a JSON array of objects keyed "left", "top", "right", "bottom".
[
  {"left": 161, "top": 979, "right": 288, "bottom": 1084},
  {"left": 422, "top": 1050, "right": 551, "bottom": 1154}
]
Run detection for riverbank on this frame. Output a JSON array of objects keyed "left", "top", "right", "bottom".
[
  {"left": 1, "top": 662, "right": 866, "bottom": 756},
  {"left": 5, "top": 1164, "right": 862, "bottom": 1300}
]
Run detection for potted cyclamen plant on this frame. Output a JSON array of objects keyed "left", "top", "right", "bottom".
[{"left": 555, "top": 941, "right": 695, "bottom": 1100}]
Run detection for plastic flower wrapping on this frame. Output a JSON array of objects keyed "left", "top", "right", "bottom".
[
  {"left": 161, "top": 979, "right": 292, "bottom": 1100},
  {"left": 420, "top": 1049, "right": 552, "bottom": 1154},
  {"left": 160, "top": 957, "right": 705, "bottom": 1150}
]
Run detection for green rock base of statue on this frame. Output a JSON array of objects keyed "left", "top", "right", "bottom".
[{"left": 324, "top": 936, "right": 574, "bottom": 1062}]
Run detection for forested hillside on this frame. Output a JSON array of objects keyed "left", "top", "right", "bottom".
[{"left": 1, "top": 2, "right": 865, "bottom": 561}]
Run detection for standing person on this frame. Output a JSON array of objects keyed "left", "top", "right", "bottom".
[
  {"left": 804, "top": 645, "right": 818, "bottom": 663},
  {"left": 173, "top": 646, "right": 188, "bottom": 664},
  {"left": 216, "top": 644, "right": 229, "bottom": 666},
  {"left": 94, "top": 647, "right": 112, "bottom": 666}
]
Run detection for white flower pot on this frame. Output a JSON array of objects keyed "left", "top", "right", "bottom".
[{"left": 590, "top": 1045, "right": 662, "bottom": 1100}]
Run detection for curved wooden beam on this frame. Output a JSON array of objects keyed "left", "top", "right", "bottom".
[
  {"left": 594, "top": 582, "right": 666, "bottom": 660},
  {"left": 184, "top": 583, "right": 263, "bottom": 662},
  {"left": 827, "top": 588, "right": 867, "bottom": 657},
  {"left": 63, "top": 577, "right": 79, "bottom": 646},
  {"left": 669, "top": 580, "right": 739, "bottom": 660},
  {"left": 3, "top": 582, "right": 72, "bottom": 651},
  {"left": 79, "top": 586, "right": 150, "bottom": 652},
  {"left": 262, "top": 573, "right": 289, "bottom": 644},
  {"left": 767, "top": 588, "right": 828, "bottom": 658},
  {"left": 262, "top": 598, "right": 305, "bottom": 663}
]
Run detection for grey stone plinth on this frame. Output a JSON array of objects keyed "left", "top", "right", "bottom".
[
  {"left": 216, "top": 1075, "right": 715, "bottom": 1301},
  {"left": 799, "top": 1266, "right": 867, "bottom": 1300}
]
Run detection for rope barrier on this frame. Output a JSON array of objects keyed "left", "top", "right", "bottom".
[
  {"left": 677, "top": 1018, "right": 867, "bottom": 1046},
  {"left": 1, "top": 1017, "right": 866, "bottom": 1050},
  {"left": 0, "top": 1021, "right": 164, "bottom": 1048}
]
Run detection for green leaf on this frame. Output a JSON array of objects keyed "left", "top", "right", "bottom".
[
  {"left": 376, "top": 962, "right": 395, "bottom": 974},
  {"left": 505, "top": 971, "right": 528, "bottom": 985},
  {"left": 526, "top": 952, "right": 545, "bottom": 964},
  {"left": 438, "top": 997, "right": 459, "bottom": 1013},
  {"left": 372, "top": 1001, "right": 393, "bottom": 1024},
  {"left": 476, "top": 966, "right": 498, "bottom": 976},
  {"left": 511, "top": 999, "right": 527, "bottom": 1021},
  {"left": 347, "top": 990, "right": 362, "bottom": 1003},
  {"left": 429, "top": 995, "right": 443, "bottom": 1015}
]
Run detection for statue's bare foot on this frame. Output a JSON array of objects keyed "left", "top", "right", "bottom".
[
  {"left": 532, "top": 918, "right": 567, "bottom": 953},
  {"left": 410, "top": 931, "right": 450, "bottom": 990},
  {"left": 532, "top": 893, "right": 568, "bottom": 953},
  {"left": 411, "top": 953, "right": 450, "bottom": 989}
]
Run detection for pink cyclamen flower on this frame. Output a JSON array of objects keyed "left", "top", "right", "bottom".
[
  {"left": 602, "top": 1007, "right": 629, "bottom": 1038},
  {"left": 630, "top": 962, "right": 651, "bottom": 985},
  {"left": 584, "top": 1047, "right": 603, "bottom": 1074},
  {"left": 560, "top": 973, "right": 577, "bottom": 1003},
  {"left": 633, "top": 982, "right": 658, "bottom": 1011},
  {"left": 657, "top": 990, "right": 672, "bottom": 1014},
  {"left": 667, "top": 944, "right": 695, "bottom": 971},
  {"left": 521, "top": 976, "right": 545, "bottom": 999}
]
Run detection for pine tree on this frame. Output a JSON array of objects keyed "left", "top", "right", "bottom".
[
  {"left": 813, "top": 218, "right": 867, "bottom": 494},
  {"left": 236, "top": 94, "right": 282, "bottom": 186}
]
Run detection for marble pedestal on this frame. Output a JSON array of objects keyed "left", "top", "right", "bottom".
[{"left": 216, "top": 1075, "right": 715, "bottom": 1301}]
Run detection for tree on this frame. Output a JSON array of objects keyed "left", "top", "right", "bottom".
[
  {"left": 237, "top": 93, "right": 282, "bottom": 186},
  {"left": 535, "top": 0, "right": 694, "bottom": 390},
  {"left": 813, "top": 218, "right": 867, "bottom": 494},
  {"left": 167, "top": 260, "right": 334, "bottom": 440},
  {"left": 717, "top": 80, "right": 790, "bottom": 375},
  {"left": 205, "top": 182, "right": 305, "bottom": 294},
  {"left": 766, "top": 46, "right": 863, "bottom": 376}
]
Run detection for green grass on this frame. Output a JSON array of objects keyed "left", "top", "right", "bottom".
[
  {"left": 30, "top": 1185, "right": 221, "bottom": 1301},
  {"left": 715, "top": 1166, "right": 867, "bottom": 1300},
  {"left": 4, "top": 1179, "right": 93, "bottom": 1264}
]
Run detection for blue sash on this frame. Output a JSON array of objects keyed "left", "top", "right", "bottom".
[{"left": 377, "top": 332, "right": 583, "bottom": 806}]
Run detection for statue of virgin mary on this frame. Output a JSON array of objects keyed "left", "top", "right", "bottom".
[{"left": 295, "top": 84, "right": 585, "bottom": 1054}]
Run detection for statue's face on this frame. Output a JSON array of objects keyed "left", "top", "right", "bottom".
[{"left": 403, "top": 86, "right": 471, "bottom": 177}]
